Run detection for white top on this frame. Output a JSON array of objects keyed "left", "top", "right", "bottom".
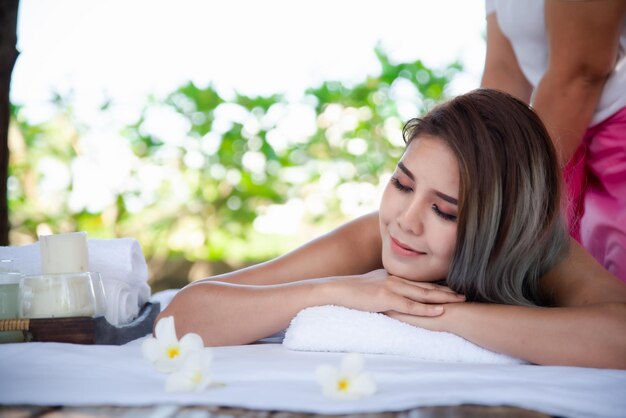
[{"left": 486, "top": 0, "right": 626, "bottom": 126}]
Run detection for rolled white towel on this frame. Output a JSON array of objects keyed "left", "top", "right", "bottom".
[
  {"left": 0, "top": 238, "right": 150, "bottom": 326},
  {"left": 101, "top": 278, "right": 140, "bottom": 326},
  {"left": 284, "top": 305, "right": 525, "bottom": 364},
  {"left": 87, "top": 238, "right": 151, "bottom": 309}
]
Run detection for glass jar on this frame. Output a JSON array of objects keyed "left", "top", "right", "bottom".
[{"left": 0, "top": 260, "right": 25, "bottom": 343}]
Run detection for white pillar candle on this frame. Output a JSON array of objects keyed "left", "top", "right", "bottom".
[
  {"left": 40, "top": 232, "right": 89, "bottom": 274},
  {"left": 20, "top": 273, "right": 96, "bottom": 318}
]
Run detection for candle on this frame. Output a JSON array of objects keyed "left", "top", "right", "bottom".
[
  {"left": 0, "top": 260, "right": 25, "bottom": 343},
  {"left": 40, "top": 232, "right": 89, "bottom": 274},
  {"left": 20, "top": 273, "right": 97, "bottom": 319}
]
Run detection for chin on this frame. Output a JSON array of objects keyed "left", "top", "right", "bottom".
[
  {"left": 383, "top": 259, "right": 425, "bottom": 282},
  {"left": 382, "top": 255, "right": 446, "bottom": 282}
]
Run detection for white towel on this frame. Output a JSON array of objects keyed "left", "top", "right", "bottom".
[
  {"left": 0, "top": 238, "right": 151, "bottom": 325},
  {"left": 284, "top": 305, "right": 524, "bottom": 364}
]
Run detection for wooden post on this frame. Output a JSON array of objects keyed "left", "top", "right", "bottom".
[{"left": 0, "top": 0, "right": 20, "bottom": 245}]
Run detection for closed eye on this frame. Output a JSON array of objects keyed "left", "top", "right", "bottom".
[
  {"left": 391, "top": 177, "right": 412, "bottom": 193},
  {"left": 432, "top": 204, "right": 457, "bottom": 222}
]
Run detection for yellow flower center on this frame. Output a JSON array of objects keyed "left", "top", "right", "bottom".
[
  {"left": 192, "top": 371, "right": 202, "bottom": 385},
  {"left": 167, "top": 346, "right": 180, "bottom": 359},
  {"left": 337, "top": 378, "right": 350, "bottom": 392}
]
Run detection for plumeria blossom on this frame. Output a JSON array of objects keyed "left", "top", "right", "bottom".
[
  {"left": 315, "top": 353, "right": 377, "bottom": 400},
  {"left": 165, "top": 350, "right": 215, "bottom": 393},
  {"left": 142, "top": 316, "right": 204, "bottom": 373}
]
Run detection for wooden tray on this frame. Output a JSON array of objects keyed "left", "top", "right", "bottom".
[{"left": 0, "top": 302, "right": 160, "bottom": 345}]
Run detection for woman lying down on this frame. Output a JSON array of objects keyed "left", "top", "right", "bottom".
[{"left": 159, "top": 89, "right": 626, "bottom": 369}]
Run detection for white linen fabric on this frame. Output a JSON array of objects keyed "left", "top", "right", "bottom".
[
  {"left": 0, "top": 238, "right": 150, "bottom": 325},
  {"left": 284, "top": 305, "right": 523, "bottom": 364},
  {"left": 1, "top": 340, "right": 625, "bottom": 418}
]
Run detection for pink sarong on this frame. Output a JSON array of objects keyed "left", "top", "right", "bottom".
[{"left": 564, "top": 106, "right": 626, "bottom": 282}]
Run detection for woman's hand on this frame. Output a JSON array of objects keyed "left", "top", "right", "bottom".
[
  {"left": 386, "top": 303, "right": 464, "bottom": 332},
  {"left": 328, "top": 269, "right": 465, "bottom": 317}
]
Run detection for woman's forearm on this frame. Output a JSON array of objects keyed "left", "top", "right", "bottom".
[
  {"left": 445, "top": 302, "right": 626, "bottom": 369},
  {"left": 156, "top": 212, "right": 383, "bottom": 346},
  {"left": 159, "top": 278, "right": 335, "bottom": 346},
  {"left": 533, "top": 72, "right": 607, "bottom": 165}
]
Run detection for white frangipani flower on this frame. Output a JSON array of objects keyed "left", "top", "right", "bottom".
[
  {"left": 165, "top": 350, "right": 214, "bottom": 393},
  {"left": 141, "top": 316, "right": 204, "bottom": 373},
  {"left": 315, "top": 353, "right": 377, "bottom": 400}
]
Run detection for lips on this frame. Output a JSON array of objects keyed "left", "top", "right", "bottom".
[{"left": 390, "top": 236, "right": 425, "bottom": 257}]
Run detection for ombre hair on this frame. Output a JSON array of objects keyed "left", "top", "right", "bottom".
[{"left": 402, "top": 89, "right": 569, "bottom": 306}]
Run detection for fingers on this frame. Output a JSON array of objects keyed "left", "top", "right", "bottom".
[
  {"left": 397, "top": 278, "right": 460, "bottom": 295},
  {"left": 385, "top": 310, "right": 442, "bottom": 330},
  {"left": 388, "top": 294, "right": 445, "bottom": 317},
  {"left": 419, "top": 282, "right": 459, "bottom": 294},
  {"left": 388, "top": 278, "right": 465, "bottom": 304},
  {"left": 346, "top": 272, "right": 463, "bottom": 316}
]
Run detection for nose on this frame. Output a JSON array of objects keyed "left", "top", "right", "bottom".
[{"left": 397, "top": 197, "right": 425, "bottom": 236}]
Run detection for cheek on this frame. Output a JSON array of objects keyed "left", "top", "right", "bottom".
[
  {"left": 379, "top": 184, "right": 395, "bottom": 221},
  {"left": 435, "top": 226, "right": 457, "bottom": 262}
]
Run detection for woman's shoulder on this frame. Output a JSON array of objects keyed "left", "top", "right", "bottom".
[{"left": 541, "top": 238, "right": 626, "bottom": 307}]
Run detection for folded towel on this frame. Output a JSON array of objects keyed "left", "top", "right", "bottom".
[
  {"left": 0, "top": 238, "right": 150, "bottom": 325},
  {"left": 284, "top": 305, "right": 524, "bottom": 364}
]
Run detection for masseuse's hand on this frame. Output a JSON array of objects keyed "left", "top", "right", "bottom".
[{"left": 329, "top": 269, "right": 465, "bottom": 317}]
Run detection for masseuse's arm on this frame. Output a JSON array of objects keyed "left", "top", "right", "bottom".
[
  {"left": 484, "top": 1, "right": 626, "bottom": 166},
  {"left": 481, "top": 12, "right": 533, "bottom": 105},
  {"left": 389, "top": 240, "right": 626, "bottom": 369},
  {"left": 159, "top": 212, "right": 463, "bottom": 345},
  {"left": 532, "top": 0, "right": 626, "bottom": 164}
]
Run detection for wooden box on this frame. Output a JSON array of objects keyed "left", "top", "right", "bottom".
[{"left": 0, "top": 302, "right": 160, "bottom": 345}]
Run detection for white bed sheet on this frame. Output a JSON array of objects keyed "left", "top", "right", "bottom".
[{"left": 1, "top": 338, "right": 625, "bottom": 418}]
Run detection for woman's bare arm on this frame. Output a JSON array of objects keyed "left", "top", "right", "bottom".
[
  {"left": 533, "top": 0, "right": 626, "bottom": 165},
  {"left": 193, "top": 211, "right": 383, "bottom": 286},
  {"left": 389, "top": 240, "right": 626, "bottom": 369},
  {"left": 481, "top": 13, "right": 533, "bottom": 103}
]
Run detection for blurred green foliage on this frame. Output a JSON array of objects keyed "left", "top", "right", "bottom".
[{"left": 7, "top": 46, "right": 460, "bottom": 267}]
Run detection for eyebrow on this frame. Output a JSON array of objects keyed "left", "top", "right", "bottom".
[{"left": 397, "top": 162, "right": 458, "bottom": 205}]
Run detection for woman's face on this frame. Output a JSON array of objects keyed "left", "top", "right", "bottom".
[{"left": 379, "top": 135, "right": 459, "bottom": 282}]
